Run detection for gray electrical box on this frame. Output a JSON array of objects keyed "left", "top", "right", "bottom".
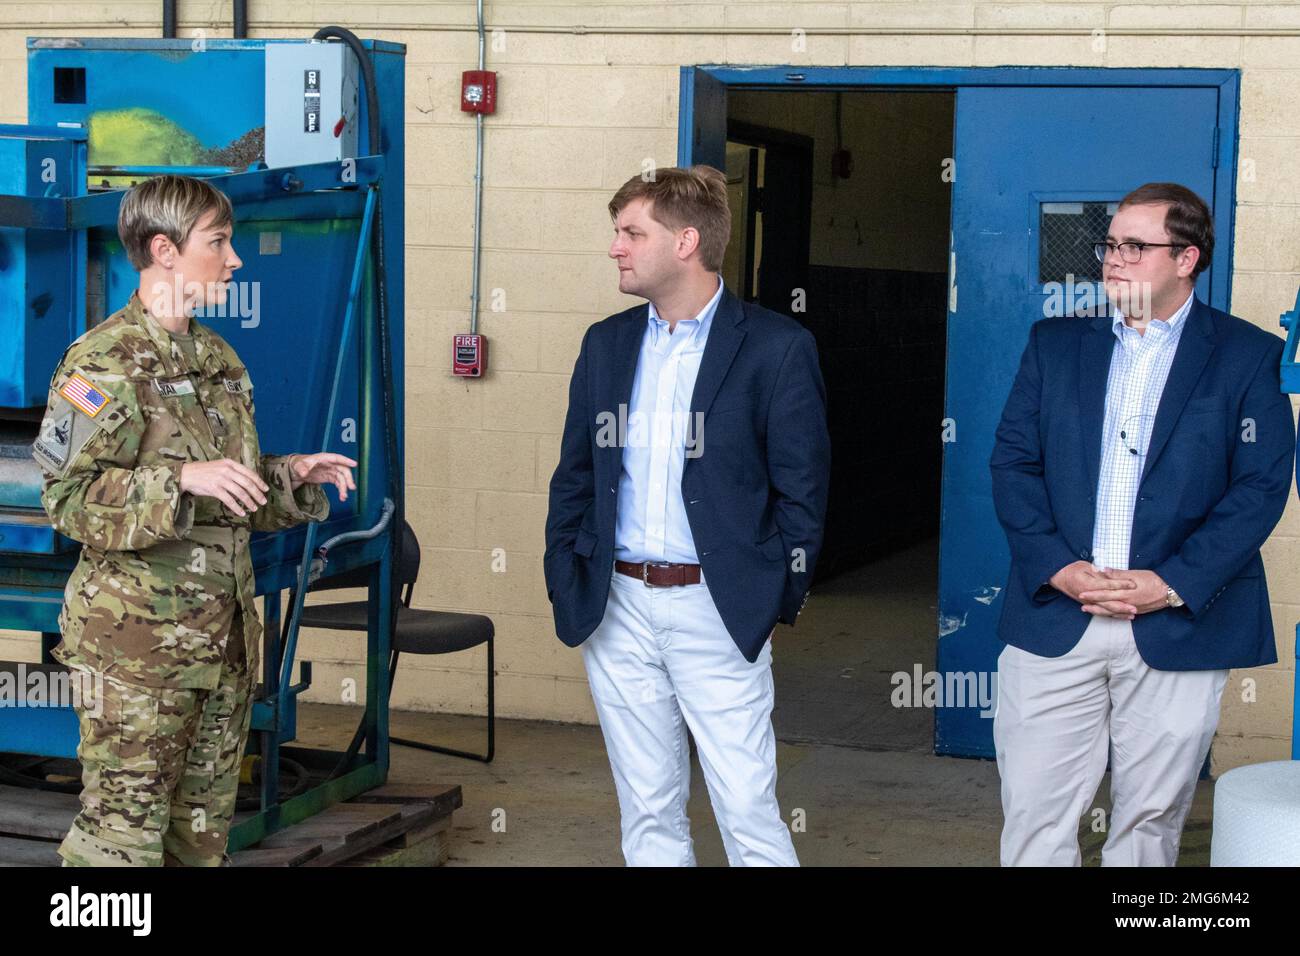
[{"left": 264, "top": 41, "right": 359, "bottom": 169}]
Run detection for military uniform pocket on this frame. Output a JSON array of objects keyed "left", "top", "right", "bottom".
[
  {"left": 102, "top": 676, "right": 164, "bottom": 773},
  {"left": 112, "top": 678, "right": 197, "bottom": 794},
  {"left": 175, "top": 678, "right": 244, "bottom": 804}
]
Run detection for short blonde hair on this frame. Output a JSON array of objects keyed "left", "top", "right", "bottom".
[
  {"left": 117, "top": 174, "right": 234, "bottom": 271},
  {"left": 608, "top": 165, "right": 731, "bottom": 272}
]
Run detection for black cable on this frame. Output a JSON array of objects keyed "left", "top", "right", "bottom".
[
  {"left": 311, "top": 26, "right": 404, "bottom": 775},
  {"left": 0, "top": 759, "right": 80, "bottom": 794}
]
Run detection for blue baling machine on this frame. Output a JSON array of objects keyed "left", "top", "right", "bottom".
[{"left": 0, "top": 33, "right": 406, "bottom": 849}]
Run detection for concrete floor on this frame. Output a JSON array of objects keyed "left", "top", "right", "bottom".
[
  {"left": 284, "top": 537, "right": 1218, "bottom": 866},
  {"left": 290, "top": 702, "right": 1216, "bottom": 866},
  {"left": 773, "top": 537, "right": 939, "bottom": 751}
]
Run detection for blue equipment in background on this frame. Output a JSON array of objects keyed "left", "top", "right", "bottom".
[
  {"left": 1277, "top": 286, "right": 1300, "bottom": 758},
  {"left": 0, "top": 32, "right": 406, "bottom": 849}
]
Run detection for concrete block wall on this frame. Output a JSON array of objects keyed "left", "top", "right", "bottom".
[{"left": 0, "top": 1, "right": 1296, "bottom": 770}]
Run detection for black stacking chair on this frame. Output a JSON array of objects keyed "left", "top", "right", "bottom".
[{"left": 298, "top": 520, "right": 495, "bottom": 762}]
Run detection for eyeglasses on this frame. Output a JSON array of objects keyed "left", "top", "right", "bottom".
[{"left": 1093, "top": 240, "right": 1186, "bottom": 264}]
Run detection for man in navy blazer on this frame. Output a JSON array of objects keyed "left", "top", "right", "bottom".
[
  {"left": 545, "top": 165, "right": 830, "bottom": 866},
  {"left": 989, "top": 182, "right": 1294, "bottom": 867}
]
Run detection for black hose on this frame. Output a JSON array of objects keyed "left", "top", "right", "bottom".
[
  {"left": 233, "top": 0, "right": 248, "bottom": 39},
  {"left": 311, "top": 25, "right": 402, "bottom": 588},
  {"left": 235, "top": 756, "right": 310, "bottom": 811},
  {"left": 162, "top": 0, "right": 176, "bottom": 38},
  {"left": 0, "top": 758, "right": 81, "bottom": 794},
  {"left": 311, "top": 26, "right": 404, "bottom": 773}
]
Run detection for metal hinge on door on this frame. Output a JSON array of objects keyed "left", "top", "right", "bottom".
[{"left": 948, "top": 234, "right": 957, "bottom": 314}]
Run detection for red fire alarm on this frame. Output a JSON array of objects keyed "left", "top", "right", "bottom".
[
  {"left": 453, "top": 334, "right": 488, "bottom": 377},
  {"left": 461, "top": 71, "right": 497, "bottom": 114}
]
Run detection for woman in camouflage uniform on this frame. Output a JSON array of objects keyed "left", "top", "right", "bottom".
[{"left": 33, "top": 175, "right": 356, "bottom": 866}]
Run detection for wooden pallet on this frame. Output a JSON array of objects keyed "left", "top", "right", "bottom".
[
  {"left": 0, "top": 781, "right": 461, "bottom": 867},
  {"left": 0, "top": 782, "right": 79, "bottom": 866},
  {"left": 231, "top": 783, "right": 463, "bottom": 867}
]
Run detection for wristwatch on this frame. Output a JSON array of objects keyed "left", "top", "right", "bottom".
[{"left": 1165, "top": 586, "right": 1185, "bottom": 608}]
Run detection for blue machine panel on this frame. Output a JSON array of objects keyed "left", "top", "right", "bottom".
[{"left": 0, "top": 129, "right": 86, "bottom": 408}]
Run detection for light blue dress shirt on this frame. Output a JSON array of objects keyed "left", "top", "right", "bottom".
[{"left": 614, "top": 274, "right": 725, "bottom": 564}]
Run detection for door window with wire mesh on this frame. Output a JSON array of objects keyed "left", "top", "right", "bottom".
[{"left": 1038, "top": 201, "right": 1118, "bottom": 284}]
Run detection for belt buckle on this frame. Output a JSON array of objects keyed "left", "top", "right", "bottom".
[{"left": 642, "top": 561, "right": 673, "bottom": 587}]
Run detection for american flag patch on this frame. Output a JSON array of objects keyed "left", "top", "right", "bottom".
[{"left": 59, "top": 373, "right": 109, "bottom": 418}]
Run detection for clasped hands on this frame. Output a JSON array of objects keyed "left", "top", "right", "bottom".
[{"left": 1049, "top": 560, "right": 1173, "bottom": 620}]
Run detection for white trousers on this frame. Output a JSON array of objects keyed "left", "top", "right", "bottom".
[
  {"left": 994, "top": 613, "right": 1228, "bottom": 867},
  {"left": 580, "top": 568, "right": 798, "bottom": 867}
]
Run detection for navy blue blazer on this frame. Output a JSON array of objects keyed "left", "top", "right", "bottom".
[
  {"left": 544, "top": 287, "right": 831, "bottom": 663},
  {"left": 989, "top": 296, "right": 1295, "bottom": 670}
]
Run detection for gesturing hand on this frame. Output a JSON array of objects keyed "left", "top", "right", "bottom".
[
  {"left": 180, "top": 458, "right": 269, "bottom": 517},
  {"left": 1050, "top": 560, "right": 1138, "bottom": 619},
  {"left": 288, "top": 452, "right": 358, "bottom": 501}
]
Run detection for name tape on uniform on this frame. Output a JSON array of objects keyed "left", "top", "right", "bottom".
[
  {"left": 153, "top": 377, "right": 196, "bottom": 397},
  {"left": 223, "top": 374, "right": 251, "bottom": 395}
]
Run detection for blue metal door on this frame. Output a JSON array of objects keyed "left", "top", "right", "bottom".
[{"left": 936, "top": 84, "right": 1229, "bottom": 756}]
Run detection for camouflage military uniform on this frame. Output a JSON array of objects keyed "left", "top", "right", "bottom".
[
  {"left": 58, "top": 621, "right": 253, "bottom": 866},
  {"left": 33, "top": 290, "right": 328, "bottom": 866}
]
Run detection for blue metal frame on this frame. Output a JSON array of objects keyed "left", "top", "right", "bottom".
[
  {"left": 1278, "top": 289, "right": 1300, "bottom": 757},
  {"left": 6, "top": 156, "right": 384, "bottom": 233},
  {"left": 0, "top": 125, "right": 87, "bottom": 415},
  {"left": 279, "top": 185, "right": 378, "bottom": 703},
  {"left": 679, "top": 65, "right": 1240, "bottom": 310},
  {"left": 1276, "top": 287, "right": 1300, "bottom": 392}
]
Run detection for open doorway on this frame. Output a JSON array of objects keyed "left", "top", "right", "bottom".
[
  {"left": 722, "top": 89, "right": 955, "bottom": 752},
  {"left": 688, "top": 65, "right": 1237, "bottom": 758}
]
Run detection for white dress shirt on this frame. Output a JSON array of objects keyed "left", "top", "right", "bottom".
[
  {"left": 1090, "top": 289, "right": 1195, "bottom": 570},
  {"left": 614, "top": 274, "right": 725, "bottom": 564}
]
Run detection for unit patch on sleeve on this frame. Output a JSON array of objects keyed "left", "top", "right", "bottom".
[{"left": 32, "top": 410, "right": 75, "bottom": 471}]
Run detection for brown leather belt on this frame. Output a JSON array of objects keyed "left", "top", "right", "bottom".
[{"left": 614, "top": 560, "right": 702, "bottom": 587}]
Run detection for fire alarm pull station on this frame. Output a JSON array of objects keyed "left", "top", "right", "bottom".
[
  {"left": 461, "top": 70, "right": 497, "bottom": 114},
  {"left": 453, "top": 334, "right": 488, "bottom": 377}
]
